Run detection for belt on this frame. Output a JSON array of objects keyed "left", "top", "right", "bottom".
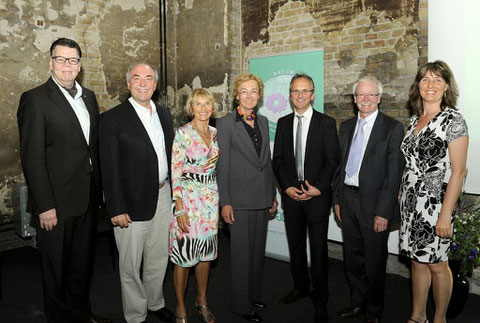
[
  {"left": 344, "top": 184, "right": 359, "bottom": 191},
  {"left": 159, "top": 179, "right": 167, "bottom": 189}
]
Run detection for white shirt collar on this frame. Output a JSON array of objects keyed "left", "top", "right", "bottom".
[
  {"left": 357, "top": 108, "right": 379, "bottom": 125},
  {"left": 295, "top": 105, "right": 313, "bottom": 120},
  {"left": 128, "top": 97, "right": 156, "bottom": 116},
  {"left": 51, "top": 77, "right": 82, "bottom": 99}
]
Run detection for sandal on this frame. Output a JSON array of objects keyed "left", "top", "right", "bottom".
[
  {"left": 175, "top": 313, "right": 187, "bottom": 323},
  {"left": 408, "top": 318, "right": 428, "bottom": 323},
  {"left": 194, "top": 303, "right": 215, "bottom": 323}
]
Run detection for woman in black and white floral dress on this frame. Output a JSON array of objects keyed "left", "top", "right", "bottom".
[{"left": 400, "top": 61, "right": 468, "bottom": 323}]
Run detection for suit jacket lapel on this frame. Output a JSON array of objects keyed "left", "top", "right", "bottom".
[
  {"left": 363, "top": 112, "right": 384, "bottom": 158},
  {"left": 235, "top": 116, "right": 260, "bottom": 162},
  {"left": 258, "top": 116, "right": 269, "bottom": 163},
  {"left": 46, "top": 78, "right": 87, "bottom": 144},
  {"left": 345, "top": 118, "right": 356, "bottom": 161},
  {"left": 82, "top": 90, "right": 97, "bottom": 147},
  {"left": 124, "top": 100, "right": 156, "bottom": 154}
]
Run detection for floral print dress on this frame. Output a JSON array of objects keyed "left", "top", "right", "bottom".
[
  {"left": 169, "top": 123, "right": 220, "bottom": 267},
  {"left": 400, "top": 108, "right": 468, "bottom": 263}
]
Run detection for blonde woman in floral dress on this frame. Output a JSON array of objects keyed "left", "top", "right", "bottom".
[{"left": 169, "top": 88, "right": 219, "bottom": 323}]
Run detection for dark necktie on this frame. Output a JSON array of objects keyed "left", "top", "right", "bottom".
[
  {"left": 63, "top": 84, "right": 78, "bottom": 98},
  {"left": 295, "top": 115, "right": 304, "bottom": 181}
]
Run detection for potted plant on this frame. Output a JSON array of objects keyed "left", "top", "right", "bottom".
[{"left": 447, "top": 195, "right": 480, "bottom": 318}]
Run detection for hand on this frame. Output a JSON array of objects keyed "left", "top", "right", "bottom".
[
  {"left": 435, "top": 214, "right": 452, "bottom": 238},
  {"left": 111, "top": 213, "right": 132, "bottom": 228},
  {"left": 374, "top": 216, "right": 388, "bottom": 233},
  {"left": 334, "top": 205, "right": 341, "bottom": 222},
  {"left": 222, "top": 205, "right": 235, "bottom": 225},
  {"left": 269, "top": 198, "right": 278, "bottom": 214},
  {"left": 301, "top": 180, "right": 321, "bottom": 197},
  {"left": 176, "top": 213, "right": 190, "bottom": 233},
  {"left": 39, "top": 208, "right": 57, "bottom": 231},
  {"left": 285, "top": 186, "right": 310, "bottom": 201}
]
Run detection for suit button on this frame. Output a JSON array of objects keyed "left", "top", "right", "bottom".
[{"left": 258, "top": 167, "right": 263, "bottom": 171}]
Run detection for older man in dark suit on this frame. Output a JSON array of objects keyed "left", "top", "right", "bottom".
[
  {"left": 273, "top": 73, "right": 339, "bottom": 323},
  {"left": 100, "top": 63, "right": 175, "bottom": 323},
  {"left": 17, "top": 38, "right": 111, "bottom": 323},
  {"left": 333, "top": 76, "right": 404, "bottom": 323}
]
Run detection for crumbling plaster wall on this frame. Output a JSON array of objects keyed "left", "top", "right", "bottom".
[
  {"left": 0, "top": 0, "right": 161, "bottom": 221},
  {"left": 166, "top": 0, "right": 240, "bottom": 127},
  {"left": 241, "top": 0, "right": 428, "bottom": 127}
]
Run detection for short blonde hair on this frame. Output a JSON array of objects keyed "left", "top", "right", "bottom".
[
  {"left": 185, "top": 88, "right": 218, "bottom": 115},
  {"left": 232, "top": 72, "right": 264, "bottom": 100}
]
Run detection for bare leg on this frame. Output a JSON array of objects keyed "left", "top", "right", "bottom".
[
  {"left": 408, "top": 260, "right": 430, "bottom": 323},
  {"left": 174, "top": 265, "right": 189, "bottom": 320},
  {"left": 430, "top": 261, "right": 452, "bottom": 323},
  {"left": 195, "top": 261, "right": 214, "bottom": 322}
]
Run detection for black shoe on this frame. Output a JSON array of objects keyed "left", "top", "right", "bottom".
[
  {"left": 279, "top": 289, "right": 310, "bottom": 304},
  {"left": 149, "top": 307, "right": 176, "bottom": 322},
  {"left": 252, "top": 300, "right": 266, "bottom": 309},
  {"left": 315, "top": 305, "right": 329, "bottom": 323},
  {"left": 240, "top": 312, "right": 262, "bottom": 322},
  {"left": 85, "top": 316, "right": 113, "bottom": 323},
  {"left": 337, "top": 305, "right": 364, "bottom": 319},
  {"left": 365, "top": 316, "right": 381, "bottom": 323}
]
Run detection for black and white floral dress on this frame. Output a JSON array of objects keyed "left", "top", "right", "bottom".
[{"left": 400, "top": 107, "right": 468, "bottom": 263}]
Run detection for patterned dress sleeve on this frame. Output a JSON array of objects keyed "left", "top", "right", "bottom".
[
  {"left": 446, "top": 111, "right": 469, "bottom": 143},
  {"left": 171, "top": 127, "right": 187, "bottom": 201}
]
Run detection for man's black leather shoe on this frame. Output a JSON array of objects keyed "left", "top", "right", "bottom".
[
  {"left": 240, "top": 312, "right": 262, "bottom": 322},
  {"left": 85, "top": 316, "right": 113, "bottom": 323},
  {"left": 252, "top": 300, "right": 266, "bottom": 309},
  {"left": 149, "top": 307, "right": 175, "bottom": 322},
  {"left": 279, "top": 289, "right": 310, "bottom": 304},
  {"left": 337, "top": 305, "right": 364, "bottom": 319},
  {"left": 365, "top": 316, "right": 381, "bottom": 323},
  {"left": 315, "top": 305, "right": 329, "bottom": 323}
]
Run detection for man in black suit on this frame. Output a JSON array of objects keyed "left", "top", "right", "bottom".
[
  {"left": 333, "top": 76, "right": 404, "bottom": 323},
  {"left": 99, "top": 63, "right": 175, "bottom": 323},
  {"left": 17, "top": 38, "right": 111, "bottom": 323},
  {"left": 273, "top": 73, "right": 339, "bottom": 323}
]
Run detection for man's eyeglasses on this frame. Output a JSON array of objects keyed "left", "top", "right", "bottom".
[
  {"left": 290, "top": 89, "right": 314, "bottom": 96},
  {"left": 354, "top": 93, "right": 380, "bottom": 99},
  {"left": 51, "top": 56, "right": 81, "bottom": 65}
]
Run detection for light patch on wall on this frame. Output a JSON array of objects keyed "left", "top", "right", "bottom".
[
  {"left": 107, "top": 0, "right": 150, "bottom": 11},
  {"left": 207, "top": 73, "right": 229, "bottom": 110},
  {"left": 123, "top": 26, "right": 149, "bottom": 57},
  {"left": 185, "top": 0, "right": 195, "bottom": 10},
  {"left": 0, "top": 19, "right": 23, "bottom": 37},
  {"left": 45, "top": 2, "right": 59, "bottom": 21},
  {"left": 63, "top": 0, "right": 86, "bottom": 16},
  {"left": 18, "top": 66, "right": 42, "bottom": 83},
  {"left": 34, "top": 26, "right": 77, "bottom": 53},
  {"left": 192, "top": 76, "right": 202, "bottom": 88}
]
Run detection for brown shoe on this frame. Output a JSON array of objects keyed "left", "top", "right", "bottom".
[{"left": 337, "top": 305, "right": 364, "bottom": 319}]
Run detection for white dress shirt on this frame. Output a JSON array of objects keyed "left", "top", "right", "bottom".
[
  {"left": 293, "top": 105, "right": 313, "bottom": 169},
  {"left": 129, "top": 97, "right": 169, "bottom": 182},
  {"left": 344, "top": 109, "right": 379, "bottom": 186},
  {"left": 52, "top": 78, "right": 90, "bottom": 145}
]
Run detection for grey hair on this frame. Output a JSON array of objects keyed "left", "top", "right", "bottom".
[
  {"left": 126, "top": 63, "right": 159, "bottom": 82},
  {"left": 352, "top": 76, "right": 383, "bottom": 95}
]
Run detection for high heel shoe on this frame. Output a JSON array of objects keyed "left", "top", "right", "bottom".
[{"left": 194, "top": 303, "right": 215, "bottom": 323}]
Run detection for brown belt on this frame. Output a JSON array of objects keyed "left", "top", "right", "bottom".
[{"left": 159, "top": 180, "right": 167, "bottom": 189}]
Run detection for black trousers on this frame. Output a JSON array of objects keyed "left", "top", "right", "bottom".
[
  {"left": 283, "top": 194, "right": 330, "bottom": 308},
  {"left": 341, "top": 185, "right": 389, "bottom": 317},
  {"left": 37, "top": 185, "right": 96, "bottom": 323}
]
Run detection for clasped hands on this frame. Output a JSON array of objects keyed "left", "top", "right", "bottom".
[{"left": 285, "top": 180, "right": 320, "bottom": 201}]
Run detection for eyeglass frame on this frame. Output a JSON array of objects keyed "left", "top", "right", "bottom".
[
  {"left": 51, "top": 56, "right": 81, "bottom": 65},
  {"left": 354, "top": 93, "right": 381, "bottom": 99},
  {"left": 290, "top": 89, "right": 314, "bottom": 96}
]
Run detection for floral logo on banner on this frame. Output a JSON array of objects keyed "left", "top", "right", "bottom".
[{"left": 265, "top": 93, "right": 288, "bottom": 114}]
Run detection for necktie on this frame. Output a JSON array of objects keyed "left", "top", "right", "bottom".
[
  {"left": 295, "top": 115, "right": 304, "bottom": 181},
  {"left": 345, "top": 118, "right": 367, "bottom": 177},
  {"left": 63, "top": 84, "right": 78, "bottom": 98}
]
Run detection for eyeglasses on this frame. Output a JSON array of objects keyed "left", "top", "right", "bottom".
[
  {"left": 354, "top": 93, "right": 380, "bottom": 99},
  {"left": 239, "top": 89, "right": 259, "bottom": 97},
  {"left": 51, "top": 56, "right": 81, "bottom": 65},
  {"left": 290, "top": 89, "right": 314, "bottom": 96}
]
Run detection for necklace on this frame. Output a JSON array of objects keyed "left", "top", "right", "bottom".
[{"left": 237, "top": 107, "right": 256, "bottom": 121}]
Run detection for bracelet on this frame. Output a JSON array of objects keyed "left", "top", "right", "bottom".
[{"left": 174, "top": 209, "right": 187, "bottom": 217}]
